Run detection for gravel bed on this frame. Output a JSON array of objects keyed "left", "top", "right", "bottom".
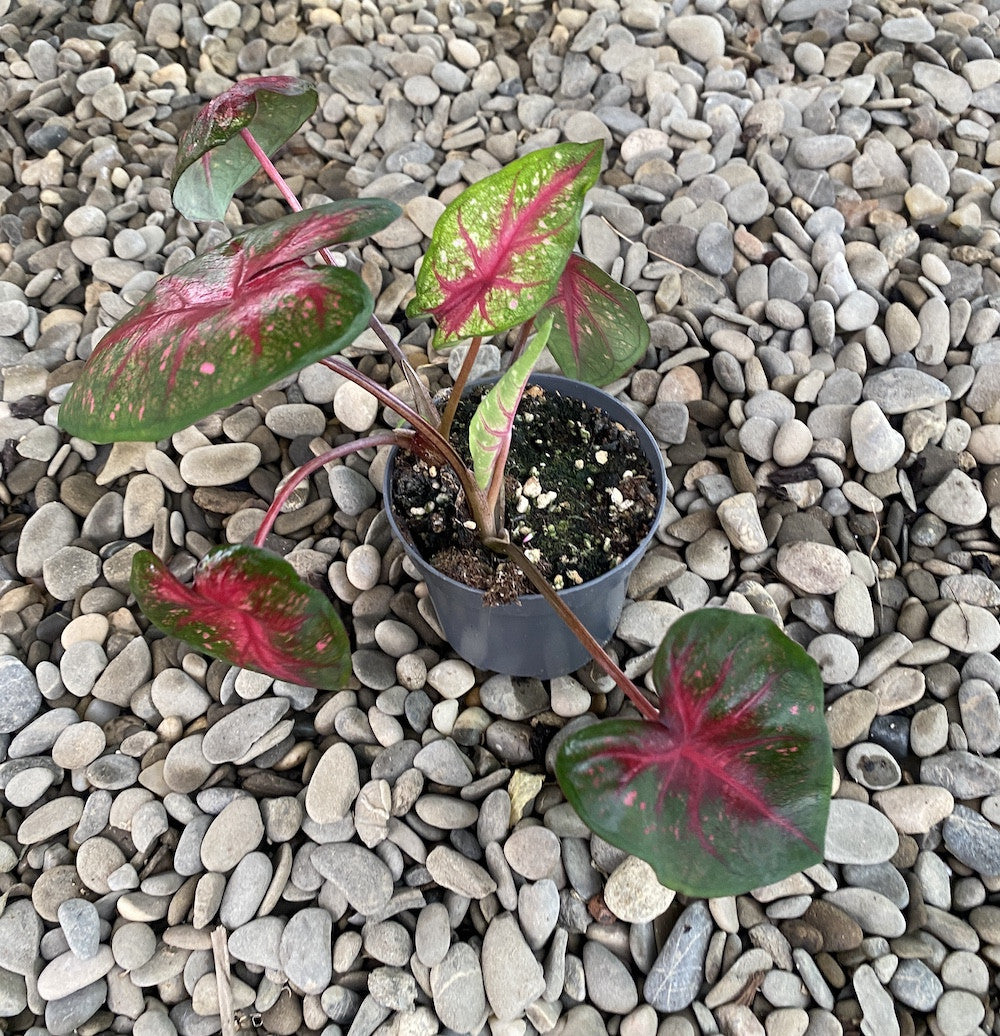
[{"left": 1, "top": 0, "right": 1000, "bottom": 1034}]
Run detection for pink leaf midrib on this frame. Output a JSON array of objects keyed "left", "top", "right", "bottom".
[
  {"left": 548, "top": 256, "right": 619, "bottom": 363},
  {"left": 593, "top": 640, "right": 819, "bottom": 855},
  {"left": 431, "top": 148, "right": 596, "bottom": 334}
]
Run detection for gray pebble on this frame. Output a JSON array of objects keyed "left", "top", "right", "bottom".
[
  {"left": 219, "top": 852, "right": 272, "bottom": 928},
  {"left": 202, "top": 698, "right": 290, "bottom": 764},
  {"left": 265, "top": 402, "right": 327, "bottom": 438},
  {"left": 57, "top": 899, "right": 101, "bottom": 960},
  {"left": 724, "top": 181, "right": 769, "bottom": 224},
  {"left": 41, "top": 546, "right": 102, "bottom": 602},
  {"left": 480, "top": 674, "right": 548, "bottom": 720},
  {"left": 8, "top": 707, "right": 78, "bottom": 757},
  {"left": 0, "top": 298, "right": 30, "bottom": 336},
  {"left": 959, "top": 679, "right": 1000, "bottom": 754},
  {"left": 0, "top": 898, "right": 44, "bottom": 976},
  {"left": 845, "top": 742, "right": 901, "bottom": 791},
  {"left": 666, "top": 15, "right": 725, "bottom": 62},
  {"left": 645, "top": 401, "right": 690, "bottom": 445},
  {"left": 329, "top": 463, "right": 378, "bottom": 515},
  {"left": 200, "top": 796, "right": 264, "bottom": 872},
  {"left": 518, "top": 879, "right": 560, "bottom": 950},
  {"left": 583, "top": 941, "right": 639, "bottom": 1014},
  {"left": 930, "top": 604, "right": 1000, "bottom": 655},
  {"left": 150, "top": 669, "right": 211, "bottom": 723},
  {"left": 824, "top": 799, "right": 899, "bottom": 865},
  {"left": 36, "top": 944, "right": 115, "bottom": 1001},
  {"left": 111, "top": 922, "right": 157, "bottom": 972},
  {"left": 851, "top": 401, "right": 905, "bottom": 474},
  {"left": 696, "top": 223, "right": 734, "bottom": 275},
  {"left": 808, "top": 633, "right": 859, "bottom": 684},
  {"left": 413, "top": 738, "right": 473, "bottom": 786},
  {"left": 346, "top": 543, "right": 382, "bottom": 590},
  {"left": 936, "top": 989, "right": 986, "bottom": 1036},
  {"left": 426, "top": 845, "right": 497, "bottom": 898},
  {"left": 228, "top": 916, "right": 285, "bottom": 971},
  {"left": 363, "top": 919, "right": 413, "bottom": 966},
  {"left": 644, "top": 901, "right": 712, "bottom": 1011},
  {"left": 853, "top": 964, "right": 900, "bottom": 1036},
  {"left": 178, "top": 443, "right": 261, "bottom": 486},
  {"left": 311, "top": 843, "right": 394, "bottom": 913},
  {"left": 889, "top": 957, "right": 943, "bottom": 1011},
  {"left": 482, "top": 912, "right": 546, "bottom": 1022},
  {"left": 0, "top": 657, "right": 42, "bottom": 734},
  {"left": 913, "top": 62, "right": 972, "bottom": 115},
  {"left": 45, "top": 980, "right": 109, "bottom": 1035},
  {"left": 776, "top": 541, "right": 851, "bottom": 594},
  {"left": 861, "top": 368, "right": 951, "bottom": 414},
  {"left": 431, "top": 942, "right": 487, "bottom": 1033},
  {"left": 926, "top": 470, "right": 988, "bottom": 526},
  {"left": 415, "top": 902, "right": 451, "bottom": 967},
  {"left": 16, "top": 501, "right": 78, "bottom": 579},
  {"left": 279, "top": 908, "right": 332, "bottom": 994},
  {"left": 604, "top": 856, "right": 676, "bottom": 923},
  {"left": 943, "top": 805, "right": 1000, "bottom": 877},
  {"left": 823, "top": 888, "right": 906, "bottom": 937},
  {"left": 881, "top": 13, "right": 934, "bottom": 40}
]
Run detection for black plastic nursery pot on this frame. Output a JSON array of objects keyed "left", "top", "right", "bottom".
[{"left": 383, "top": 373, "right": 668, "bottom": 680}]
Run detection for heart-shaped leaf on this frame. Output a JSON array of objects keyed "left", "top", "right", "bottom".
[
  {"left": 543, "top": 254, "right": 650, "bottom": 386},
  {"left": 59, "top": 202, "right": 399, "bottom": 442},
  {"left": 131, "top": 545, "right": 351, "bottom": 689},
  {"left": 171, "top": 76, "right": 318, "bottom": 221},
  {"left": 469, "top": 313, "right": 554, "bottom": 491},
  {"left": 407, "top": 141, "right": 602, "bottom": 345},
  {"left": 556, "top": 608, "right": 832, "bottom": 897}
]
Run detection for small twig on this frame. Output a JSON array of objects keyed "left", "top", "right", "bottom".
[
  {"left": 211, "top": 926, "right": 238, "bottom": 1036},
  {"left": 600, "top": 216, "right": 718, "bottom": 288}
]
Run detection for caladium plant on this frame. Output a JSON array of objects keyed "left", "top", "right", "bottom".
[
  {"left": 58, "top": 76, "right": 832, "bottom": 897},
  {"left": 556, "top": 609, "right": 831, "bottom": 898}
]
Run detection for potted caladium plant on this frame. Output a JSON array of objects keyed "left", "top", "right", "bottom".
[{"left": 58, "top": 76, "right": 832, "bottom": 896}]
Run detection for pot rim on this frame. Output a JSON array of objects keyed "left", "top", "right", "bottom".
[{"left": 383, "top": 372, "right": 667, "bottom": 605}]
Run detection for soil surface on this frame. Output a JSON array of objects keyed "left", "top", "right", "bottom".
[{"left": 390, "top": 383, "right": 659, "bottom": 602}]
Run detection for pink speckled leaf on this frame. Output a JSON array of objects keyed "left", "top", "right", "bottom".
[
  {"left": 542, "top": 254, "right": 650, "bottom": 386},
  {"left": 407, "top": 141, "right": 602, "bottom": 345},
  {"left": 172, "top": 75, "right": 317, "bottom": 221},
  {"left": 468, "top": 313, "right": 554, "bottom": 491},
  {"left": 131, "top": 545, "right": 351, "bottom": 689},
  {"left": 556, "top": 609, "right": 832, "bottom": 897},
  {"left": 59, "top": 201, "right": 398, "bottom": 442}
]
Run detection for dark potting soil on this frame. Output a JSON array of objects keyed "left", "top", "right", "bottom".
[{"left": 390, "top": 383, "right": 659, "bottom": 603}]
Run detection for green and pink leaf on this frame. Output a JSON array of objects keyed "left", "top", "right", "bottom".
[
  {"left": 468, "top": 313, "right": 554, "bottom": 491},
  {"left": 131, "top": 545, "right": 351, "bottom": 689},
  {"left": 556, "top": 609, "right": 832, "bottom": 897},
  {"left": 172, "top": 75, "right": 318, "bottom": 221},
  {"left": 407, "top": 141, "right": 603, "bottom": 344},
  {"left": 59, "top": 202, "right": 399, "bottom": 442},
  {"left": 543, "top": 254, "right": 650, "bottom": 386}
]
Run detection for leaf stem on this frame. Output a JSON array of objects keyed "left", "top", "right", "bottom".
[
  {"left": 508, "top": 316, "right": 535, "bottom": 364},
  {"left": 485, "top": 537, "right": 659, "bottom": 722},
  {"left": 239, "top": 126, "right": 438, "bottom": 424},
  {"left": 254, "top": 431, "right": 407, "bottom": 547},
  {"left": 484, "top": 431, "right": 510, "bottom": 523},
  {"left": 438, "top": 335, "right": 481, "bottom": 442},
  {"left": 321, "top": 357, "right": 497, "bottom": 537}
]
